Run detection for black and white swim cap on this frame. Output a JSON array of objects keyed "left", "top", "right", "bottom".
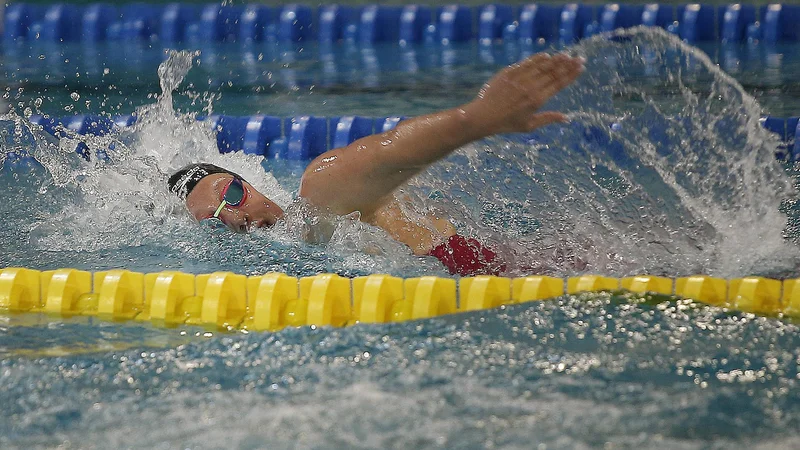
[{"left": 167, "top": 163, "right": 245, "bottom": 200}]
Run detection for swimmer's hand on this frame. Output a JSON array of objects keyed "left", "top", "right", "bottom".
[
  {"left": 299, "top": 53, "right": 584, "bottom": 219},
  {"left": 462, "top": 53, "right": 584, "bottom": 136}
]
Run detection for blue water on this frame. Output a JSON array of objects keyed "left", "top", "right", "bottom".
[
  {"left": 3, "top": 39, "right": 800, "bottom": 117},
  {"left": 2, "top": 28, "right": 800, "bottom": 448},
  {"left": 2, "top": 294, "right": 800, "bottom": 448}
]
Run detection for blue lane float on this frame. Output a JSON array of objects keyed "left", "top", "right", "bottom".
[
  {"left": 192, "top": 4, "right": 243, "bottom": 43},
  {"left": 278, "top": 4, "right": 313, "bottom": 43},
  {"left": 319, "top": 5, "right": 359, "bottom": 44},
  {"left": 160, "top": 4, "right": 198, "bottom": 43},
  {"left": 762, "top": 4, "right": 800, "bottom": 43},
  {"left": 559, "top": 3, "right": 594, "bottom": 43},
  {"left": 107, "top": 4, "right": 159, "bottom": 41},
  {"left": 517, "top": 4, "right": 562, "bottom": 43},
  {"left": 17, "top": 114, "right": 800, "bottom": 164},
  {"left": 641, "top": 4, "right": 676, "bottom": 29},
  {"left": 330, "top": 116, "right": 374, "bottom": 150},
  {"left": 29, "top": 114, "right": 116, "bottom": 137},
  {"left": 359, "top": 5, "right": 402, "bottom": 44},
  {"left": 285, "top": 116, "right": 327, "bottom": 160},
  {"left": 721, "top": 4, "right": 756, "bottom": 42},
  {"left": 4, "top": 3, "right": 800, "bottom": 45},
  {"left": 238, "top": 5, "right": 273, "bottom": 43},
  {"left": 600, "top": 5, "right": 645, "bottom": 34},
  {"left": 3, "top": 4, "right": 36, "bottom": 41},
  {"left": 437, "top": 5, "right": 472, "bottom": 43},
  {"left": 399, "top": 5, "right": 432, "bottom": 44},
  {"left": 680, "top": 4, "right": 716, "bottom": 43},
  {"left": 479, "top": 5, "right": 514, "bottom": 44},
  {"left": 81, "top": 4, "right": 116, "bottom": 42},
  {"left": 793, "top": 118, "right": 800, "bottom": 159},
  {"left": 243, "top": 116, "right": 283, "bottom": 156},
  {"left": 206, "top": 115, "right": 248, "bottom": 154},
  {"left": 39, "top": 4, "right": 82, "bottom": 42}
]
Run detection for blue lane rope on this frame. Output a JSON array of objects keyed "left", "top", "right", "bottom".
[
  {"left": 1, "top": 113, "right": 796, "bottom": 170},
  {"left": 2, "top": 3, "right": 800, "bottom": 45}
]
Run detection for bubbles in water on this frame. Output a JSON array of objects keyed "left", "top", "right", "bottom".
[
  {"left": 410, "top": 28, "right": 800, "bottom": 278},
  {"left": 70, "top": 92, "right": 80, "bottom": 102},
  {"left": 2, "top": 51, "right": 293, "bottom": 267},
  {"left": 1, "top": 32, "right": 799, "bottom": 279},
  {"left": 3, "top": 36, "right": 800, "bottom": 450}
]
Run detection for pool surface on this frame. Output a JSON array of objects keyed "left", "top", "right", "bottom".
[{"left": 2, "top": 21, "right": 800, "bottom": 449}]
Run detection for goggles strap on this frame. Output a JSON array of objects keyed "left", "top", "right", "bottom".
[{"left": 213, "top": 200, "right": 227, "bottom": 218}]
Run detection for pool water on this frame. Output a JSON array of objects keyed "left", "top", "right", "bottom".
[
  {"left": 2, "top": 27, "right": 800, "bottom": 448},
  {"left": 4, "top": 34, "right": 800, "bottom": 118}
]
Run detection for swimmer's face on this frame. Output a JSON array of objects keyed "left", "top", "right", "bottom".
[{"left": 185, "top": 173, "right": 284, "bottom": 232}]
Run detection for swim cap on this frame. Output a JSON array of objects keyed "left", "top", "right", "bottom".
[{"left": 167, "top": 163, "right": 245, "bottom": 200}]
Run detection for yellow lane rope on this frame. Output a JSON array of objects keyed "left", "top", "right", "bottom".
[{"left": 1, "top": 268, "right": 797, "bottom": 332}]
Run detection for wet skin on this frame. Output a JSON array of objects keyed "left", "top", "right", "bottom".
[
  {"left": 183, "top": 53, "right": 585, "bottom": 253},
  {"left": 185, "top": 173, "right": 284, "bottom": 233},
  {"left": 184, "top": 171, "right": 455, "bottom": 254}
]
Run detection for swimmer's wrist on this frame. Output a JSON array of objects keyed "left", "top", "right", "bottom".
[{"left": 458, "top": 101, "right": 496, "bottom": 141}]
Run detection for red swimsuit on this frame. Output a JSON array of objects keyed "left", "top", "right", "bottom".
[{"left": 427, "top": 234, "right": 506, "bottom": 276}]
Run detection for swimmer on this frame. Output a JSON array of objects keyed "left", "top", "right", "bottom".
[{"left": 168, "top": 53, "right": 585, "bottom": 276}]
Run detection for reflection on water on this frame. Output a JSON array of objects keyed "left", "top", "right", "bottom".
[
  {"left": 2, "top": 28, "right": 800, "bottom": 448},
  {"left": 2, "top": 37, "right": 800, "bottom": 117},
  {"left": 2, "top": 294, "right": 800, "bottom": 448},
  {"left": 1, "top": 29, "right": 799, "bottom": 279}
]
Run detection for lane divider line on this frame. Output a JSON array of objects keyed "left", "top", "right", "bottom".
[{"left": 1, "top": 267, "right": 795, "bottom": 333}]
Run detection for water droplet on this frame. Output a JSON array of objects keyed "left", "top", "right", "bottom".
[{"left": 70, "top": 92, "right": 80, "bottom": 101}]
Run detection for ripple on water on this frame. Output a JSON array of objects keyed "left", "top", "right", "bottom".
[{"left": 1, "top": 294, "right": 800, "bottom": 449}]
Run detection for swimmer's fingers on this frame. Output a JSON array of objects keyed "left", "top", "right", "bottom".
[
  {"left": 511, "top": 53, "right": 554, "bottom": 78},
  {"left": 477, "top": 53, "right": 552, "bottom": 100},
  {"left": 525, "top": 111, "right": 569, "bottom": 131},
  {"left": 531, "top": 55, "right": 584, "bottom": 100},
  {"left": 512, "top": 57, "right": 558, "bottom": 92},
  {"left": 548, "top": 57, "right": 584, "bottom": 96},
  {"left": 518, "top": 54, "right": 580, "bottom": 93},
  {"left": 465, "top": 53, "right": 581, "bottom": 136}
]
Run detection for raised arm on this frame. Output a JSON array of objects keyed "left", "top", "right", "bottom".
[{"left": 298, "top": 53, "right": 584, "bottom": 218}]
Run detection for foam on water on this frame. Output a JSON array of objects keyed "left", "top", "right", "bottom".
[
  {"left": 1, "top": 29, "right": 798, "bottom": 278},
  {"left": 2, "top": 293, "right": 800, "bottom": 449},
  {"left": 0, "top": 49, "right": 443, "bottom": 275},
  {"left": 3, "top": 29, "right": 800, "bottom": 449},
  {"left": 409, "top": 28, "right": 800, "bottom": 278}
]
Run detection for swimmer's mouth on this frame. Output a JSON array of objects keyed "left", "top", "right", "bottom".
[
  {"left": 245, "top": 218, "right": 277, "bottom": 232},
  {"left": 199, "top": 215, "right": 275, "bottom": 233}
]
